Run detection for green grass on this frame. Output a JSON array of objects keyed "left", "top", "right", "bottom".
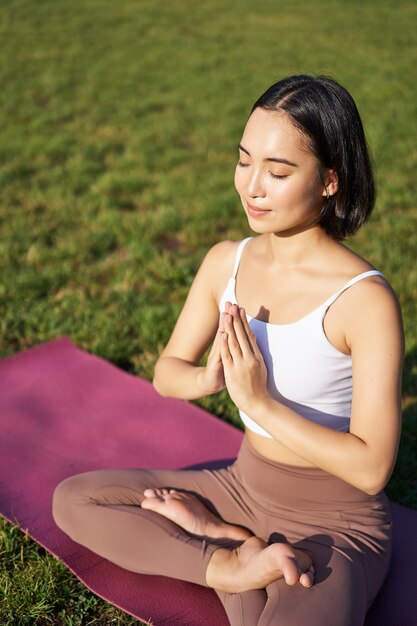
[
  {"left": 0, "top": 517, "right": 143, "bottom": 626},
  {"left": 0, "top": 0, "right": 416, "bottom": 623}
]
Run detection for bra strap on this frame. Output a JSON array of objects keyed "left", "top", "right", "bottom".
[
  {"left": 231, "top": 237, "right": 253, "bottom": 279},
  {"left": 324, "top": 270, "right": 384, "bottom": 307}
]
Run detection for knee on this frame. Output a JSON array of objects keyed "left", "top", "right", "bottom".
[{"left": 52, "top": 473, "right": 90, "bottom": 533}]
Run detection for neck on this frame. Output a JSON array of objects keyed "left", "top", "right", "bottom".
[{"left": 265, "top": 226, "right": 332, "bottom": 269}]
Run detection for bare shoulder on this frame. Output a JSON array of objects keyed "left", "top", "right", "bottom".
[
  {"left": 344, "top": 270, "right": 400, "bottom": 313},
  {"left": 200, "top": 239, "right": 243, "bottom": 300},
  {"left": 327, "top": 240, "right": 376, "bottom": 276},
  {"left": 324, "top": 240, "right": 403, "bottom": 347},
  {"left": 325, "top": 242, "right": 395, "bottom": 300},
  {"left": 343, "top": 273, "right": 404, "bottom": 347},
  {"left": 203, "top": 239, "right": 241, "bottom": 266}
]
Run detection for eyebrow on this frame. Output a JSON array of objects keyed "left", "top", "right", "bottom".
[{"left": 237, "top": 144, "right": 299, "bottom": 167}]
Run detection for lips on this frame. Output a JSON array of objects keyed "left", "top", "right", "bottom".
[{"left": 247, "top": 203, "right": 271, "bottom": 217}]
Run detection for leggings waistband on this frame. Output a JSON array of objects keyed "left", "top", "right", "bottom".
[{"left": 235, "top": 435, "right": 388, "bottom": 512}]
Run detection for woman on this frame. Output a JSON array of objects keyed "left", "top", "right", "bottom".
[{"left": 53, "top": 75, "right": 403, "bottom": 625}]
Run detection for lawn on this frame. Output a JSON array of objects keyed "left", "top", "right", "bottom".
[{"left": 0, "top": 0, "right": 416, "bottom": 623}]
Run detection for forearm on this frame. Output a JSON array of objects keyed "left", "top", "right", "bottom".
[
  {"left": 250, "top": 398, "right": 388, "bottom": 494},
  {"left": 153, "top": 356, "right": 208, "bottom": 400}
]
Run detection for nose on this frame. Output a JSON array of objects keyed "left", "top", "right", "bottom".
[{"left": 246, "top": 168, "right": 266, "bottom": 198}]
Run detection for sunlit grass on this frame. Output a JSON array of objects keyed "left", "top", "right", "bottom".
[
  {"left": 0, "top": 517, "right": 143, "bottom": 625},
  {"left": 0, "top": 0, "right": 416, "bottom": 623}
]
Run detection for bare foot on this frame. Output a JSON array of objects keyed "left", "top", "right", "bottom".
[
  {"left": 206, "top": 536, "right": 315, "bottom": 592},
  {"left": 141, "top": 488, "right": 252, "bottom": 540}
]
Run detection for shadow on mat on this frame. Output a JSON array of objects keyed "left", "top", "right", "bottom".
[{"left": 183, "top": 458, "right": 237, "bottom": 471}]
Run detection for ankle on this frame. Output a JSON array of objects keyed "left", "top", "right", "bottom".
[
  {"left": 218, "top": 523, "right": 252, "bottom": 541},
  {"left": 205, "top": 547, "right": 233, "bottom": 588}
]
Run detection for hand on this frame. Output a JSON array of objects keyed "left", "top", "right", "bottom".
[
  {"left": 197, "top": 306, "right": 231, "bottom": 396},
  {"left": 220, "top": 303, "right": 270, "bottom": 414}
]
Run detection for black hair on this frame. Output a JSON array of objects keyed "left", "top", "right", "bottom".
[{"left": 251, "top": 75, "right": 375, "bottom": 240}]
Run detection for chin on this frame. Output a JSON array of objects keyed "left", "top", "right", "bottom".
[
  {"left": 246, "top": 220, "right": 272, "bottom": 234},
  {"left": 245, "top": 215, "right": 283, "bottom": 235}
]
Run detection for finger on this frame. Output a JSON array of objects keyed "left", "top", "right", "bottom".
[
  {"left": 228, "top": 302, "right": 240, "bottom": 317},
  {"left": 239, "top": 307, "right": 262, "bottom": 356},
  {"left": 219, "top": 311, "right": 227, "bottom": 332},
  {"left": 207, "top": 329, "right": 220, "bottom": 360},
  {"left": 225, "top": 301, "right": 233, "bottom": 314},
  {"left": 219, "top": 330, "right": 233, "bottom": 364},
  {"left": 229, "top": 306, "right": 255, "bottom": 359},
  {"left": 224, "top": 313, "right": 243, "bottom": 359},
  {"left": 207, "top": 329, "right": 223, "bottom": 364}
]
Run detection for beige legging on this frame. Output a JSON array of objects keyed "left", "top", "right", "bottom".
[{"left": 52, "top": 436, "right": 392, "bottom": 626}]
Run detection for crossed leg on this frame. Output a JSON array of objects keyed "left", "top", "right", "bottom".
[
  {"left": 53, "top": 468, "right": 318, "bottom": 626},
  {"left": 53, "top": 469, "right": 310, "bottom": 592},
  {"left": 142, "top": 487, "right": 314, "bottom": 590}
]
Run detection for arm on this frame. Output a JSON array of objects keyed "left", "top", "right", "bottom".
[
  {"left": 153, "top": 241, "right": 237, "bottom": 400},
  {"left": 220, "top": 282, "right": 404, "bottom": 495}
]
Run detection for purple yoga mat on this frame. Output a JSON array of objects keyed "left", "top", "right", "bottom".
[{"left": 0, "top": 338, "right": 416, "bottom": 626}]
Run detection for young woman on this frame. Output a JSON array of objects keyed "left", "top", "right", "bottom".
[{"left": 53, "top": 75, "right": 403, "bottom": 625}]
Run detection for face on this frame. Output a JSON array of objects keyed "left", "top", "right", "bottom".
[{"left": 234, "top": 108, "right": 335, "bottom": 236}]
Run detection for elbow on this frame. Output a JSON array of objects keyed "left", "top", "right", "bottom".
[
  {"left": 152, "top": 373, "right": 169, "bottom": 397},
  {"left": 152, "top": 362, "right": 168, "bottom": 397},
  {"left": 152, "top": 377, "right": 162, "bottom": 396},
  {"left": 362, "top": 483, "right": 384, "bottom": 496},
  {"left": 347, "top": 435, "right": 396, "bottom": 495},
  {"left": 152, "top": 378, "right": 169, "bottom": 398},
  {"left": 359, "top": 468, "right": 391, "bottom": 496}
]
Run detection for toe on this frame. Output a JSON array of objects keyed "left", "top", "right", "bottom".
[
  {"left": 141, "top": 497, "right": 159, "bottom": 510},
  {"left": 143, "top": 488, "right": 158, "bottom": 497},
  {"left": 142, "top": 489, "right": 166, "bottom": 508},
  {"left": 299, "top": 567, "right": 315, "bottom": 588}
]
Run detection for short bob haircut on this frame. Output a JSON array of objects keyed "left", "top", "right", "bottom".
[{"left": 251, "top": 75, "right": 375, "bottom": 240}]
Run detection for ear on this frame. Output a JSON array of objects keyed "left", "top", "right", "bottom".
[{"left": 322, "top": 169, "right": 338, "bottom": 197}]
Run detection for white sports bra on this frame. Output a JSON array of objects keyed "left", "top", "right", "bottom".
[{"left": 219, "top": 238, "right": 384, "bottom": 438}]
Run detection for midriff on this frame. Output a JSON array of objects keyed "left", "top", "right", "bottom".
[{"left": 246, "top": 429, "right": 316, "bottom": 467}]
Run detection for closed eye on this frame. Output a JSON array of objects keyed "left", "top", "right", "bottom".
[
  {"left": 268, "top": 172, "right": 288, "bottom": 180},
  {"left": 237, "top": 159, "right": 288, "bottom": 179}
]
